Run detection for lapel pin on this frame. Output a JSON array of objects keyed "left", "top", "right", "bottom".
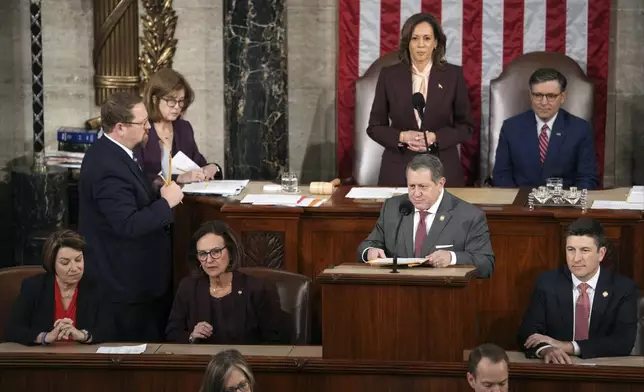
[
  {"left": 238, "top": 290, "right": 242, "bottom": 295},
  {"left": 439, "top": 215, "right": 445, "bottom": 221},
  {"left": 556, "top": 133, "right": 561, "bottom": 136},
  {"left": 438, "top": 83, "right": 443, "bottom": 89},
  {"left": 602, "top": 291, "right": 608, "bottom": 297}
]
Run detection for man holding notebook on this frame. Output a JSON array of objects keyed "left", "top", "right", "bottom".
[
  {"left": 79, "top": 91, "right": 184, "bottom": 342},
  {"left": 357, "top": 154, "right": 495, "bottom": 278}
]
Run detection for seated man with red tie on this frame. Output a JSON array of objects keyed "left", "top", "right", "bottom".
[
  {"left": 356, "top": 154, "right": 495, "bottom": 278},
  {"left": 518, "top": 217, "right": 639, "bottom": 363},
  {"left": 492, "top": 68, "right": 599, "bottom": 190}
]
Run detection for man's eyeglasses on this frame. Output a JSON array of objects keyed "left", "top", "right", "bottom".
[
  {"left": 223, "top": 380, "right": 250, "bottom": 392},
  {"left": 122, "top": 119, "right": 149, "bottom": 127},
  {"left": 161, "top": 97, "right": 186, "bottom": 108},
  {"left": 197, "top": 246, "right": 227, "bottom": 262},
  {"left": 530, "top": 92, "right": 562, "bottom": 102}
]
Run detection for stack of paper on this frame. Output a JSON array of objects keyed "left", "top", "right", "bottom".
[
  {"left": 182, "top": 180, "right": 249, "bottom": 196},
  {"left": 45, "top": 150, "right": 84, "bottom": 169},
  {"left": 96, "top": 344, "right": 147, "bottom": 354},
  {"left": 591, "top": 200, "right": 644, "bottom": 210},
  {"left": 240, "top": 194, "right": 326, "bottom": 207},
  {"left": 345, "top": 187, "right": 408, "bottom": 199},
  {"left": 627, "top": 186, "right": 644, "bottom": 203},
  {"left": 171, "top": 151, "right": 201, "bottom": 172}
]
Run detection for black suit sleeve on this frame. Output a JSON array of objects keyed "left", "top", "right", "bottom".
[
  {"left": 91, "top": 168, "right": 173, "bottom": 239},
  {"left": 87, "top": 288, "right": 116, "bottom": 344},
  {"left": 356, "top": 200, "right": 389, "bottom": 262},
  {"left": 577, "top": 281, "right": 639, "bottom": 358},
  {"left": 165, "top": 279, "right": 193, "bottom": 343},
  {"left": 367, "top": 67, "right": 404, "bottom": 149},
  {"left": 5, "top": 279, "right": 45, "bottom": 346},
  {"left": 434, "top": 68, "right": 474, "bottom": 150},
  {"left": 517, "top": 274, "right": 550, "bottom": 358},
  {"left": 254, "top": 281, "right": 290, "bottom": 344}
]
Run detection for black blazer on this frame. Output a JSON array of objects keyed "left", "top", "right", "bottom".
[
  {"left": 5, "top": 274, "right": 113, "bottom": 345},
  {"left": 166, "top": 271, "right": 289, "bottom": 344},
  {"left": 517, "top": 265, "right": 638, "bottom": 359},
  {"left": 367, "top": 62, "right": 474, "bottom": 186},
  {"left": 78, "top": 136, "right": 174, "bottom": 303}
]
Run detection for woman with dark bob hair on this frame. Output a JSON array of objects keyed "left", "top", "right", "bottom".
[
  {"left": 165, "top": 220, "right": 288, "bottom": 344},
  {"left": 367, "top": 12, "right": 474, "bottom": 186},
  {"left": 5, "top": 229, "right": 113, "bottom": 345},
  {"left": 199, "top": 349, "right": 255, "bottom": 392}
]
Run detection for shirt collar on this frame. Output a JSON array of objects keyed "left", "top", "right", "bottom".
[
  {"left": 104, "top": 133, "right": 134, "bottom": 160},
  {"left": 535, "top": 111, "right": 558, "bottom": 133},
  {"left": 415, "top": 188, "right": 444, "bottom": 215},
  {"left": 571, "top": 266, "right": 601, "bottom": 291},
  {"left": 412, "top": 61, "right": 432, "bottom": 76}
]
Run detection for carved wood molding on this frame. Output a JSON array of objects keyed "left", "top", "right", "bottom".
[{"left": 241, "top": 231, "right": 285, "bottom": 269}]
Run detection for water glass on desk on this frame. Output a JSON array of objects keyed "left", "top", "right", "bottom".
[
  {"left": 546, "top": 177, "right": 563, "bottom": 193},
  {"left": 281, "top": 172, "right": 299, "bottom": 193}
]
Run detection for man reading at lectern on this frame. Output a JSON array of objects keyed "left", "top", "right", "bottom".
[{"left": 357, "top": 154, "right": 495, "bottom": 278}]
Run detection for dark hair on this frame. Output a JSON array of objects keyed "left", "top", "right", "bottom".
[
  {"left": 100, "top": 91, "right": 142, "bottom": 134},
  {"left": 398, "top": 13, "right": 446, "bottom": 67},
  {"left": 42, "top": 229, "right": 85, "bottom": 274},
  {"left": 566, "top": 217, "right": 606, "bottom": 249},
  {"left": 406, "top": 154, "right": 444, "bottom": 183},
  {"left": 467, "top": 343, "right": 509, "bottom": 377},
  {"left": 143, "top": 68, "right": 195, "bottom": 123},
  {"left": 189, "top": 220, "right": 244, "bottom": 276},
  {"left": 199, "top": 349, "right": 255, "bottom": 392},
  {"left": 529, "top": 68, "right": 567, "bottom": 92}
]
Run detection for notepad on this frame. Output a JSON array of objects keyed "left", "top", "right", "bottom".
[
  {"left": 591, "top": 200, "right": 644, "bottom": 210},
  {"left": 96, "top": 344, "right": 147, "bottom": 354}
]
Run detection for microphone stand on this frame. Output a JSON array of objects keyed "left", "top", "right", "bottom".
[{"left": 391, "top": 214, "right": 406, "bottom": 274}]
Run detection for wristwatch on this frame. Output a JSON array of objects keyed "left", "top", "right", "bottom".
[{"left": 188, "top": 334, "right": 196, "bottom": 344}]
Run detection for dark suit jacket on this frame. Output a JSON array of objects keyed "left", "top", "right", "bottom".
[
  {"left": 165, "top": 271, "right": 289, "bottom": 344},
  {"left": 367, "top": 62, "right": 474, "bottom": 186},
  {"left": 356, "top": 192, "right": 495, "bottom": 278},
  {"left": 5, "top": 274, "right": 113, "bottom": 345},
  {"left": 78, "top": 136, "right": 174, "bottom": 303},
  {"left": 133, "top": 118, "right": 221, "bottom": 184},
  {"left": 517, "top": 265, "right": 638, "bottom": 359},
  {"left": 493, "top": 109, "right": 599, "bottom": 190}
]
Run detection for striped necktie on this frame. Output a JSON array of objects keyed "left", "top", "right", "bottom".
[{"left": 539, "top": 124, "right": 550, "bottom": 165}]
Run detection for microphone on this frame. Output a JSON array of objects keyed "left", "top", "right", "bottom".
[
  {"left": 412, "top": 93, "right": 431, "bottom": 153},
  {"left": 391, "top": 199, "right": 414, "bottom": 274}
]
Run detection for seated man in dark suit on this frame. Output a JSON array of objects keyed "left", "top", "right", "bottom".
[
  {"left": 357, "top": 154, "right": 495, "bottom": 278},
  {"left": 518, "top": 217, "right": 639, "bottom": 363},
  {"left": 493, "top": 68, "right": 598, "bottom": 190}
]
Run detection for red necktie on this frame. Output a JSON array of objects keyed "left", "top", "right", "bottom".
[
  {"left": 415, "top": 211, "right": 429, "bottom": 257},
  {"left": 575, "top": 282, "right": 590, "bottom": 340},
  {"left": 539, "top": 124, "right": 550, "bottom": 164}
]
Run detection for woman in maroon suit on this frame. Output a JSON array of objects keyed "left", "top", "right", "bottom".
[
  {"left": 166, "top": 221, "right": 288, "bottom": 344},
  {"left": 368, "top": 13, "right": 474, "bottom": 186},
  {"left": 135, "top": 68, "right": 222, "bottom": 184}
]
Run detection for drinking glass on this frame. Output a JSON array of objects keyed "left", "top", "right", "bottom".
[{"left": 281, "top": 172, "right": 299, "bottom": 193}]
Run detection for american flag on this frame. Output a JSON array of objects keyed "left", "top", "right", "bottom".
[{"left": 337, "top": 0, "right": 610, "bottom": 184}]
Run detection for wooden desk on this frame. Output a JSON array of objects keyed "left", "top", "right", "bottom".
[
  {"left": 173, "top": 184, "right": 644, "bottom": 349},
  {"left": 318, "top": 264, "right": 477, "bottom": 361},
  {"left": 1, "top": 343, "right": 644, "bottom": 391}
]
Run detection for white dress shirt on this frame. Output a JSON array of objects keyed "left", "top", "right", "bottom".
[
  {"left": 104, "top": 133, "right": 134, "bottom": 160},
  {"left": 362, "top": 189, "right": 456, "bottom": 264},
  {"left": 536, "top": 266, "right": 600, "bottom": 358},
  {"left": 535, "top": 112, "right": 558, "bottom": 140}
]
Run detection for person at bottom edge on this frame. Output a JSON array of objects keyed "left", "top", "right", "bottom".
[
  {"left": 466, "top": 343, "right": 509, "bottom": 392},
  {"left": 166, "top": 220, "right": 289, "bottom": 344},
  {"left": 517, "top": 217, "right": 639, "bottom": 363}
]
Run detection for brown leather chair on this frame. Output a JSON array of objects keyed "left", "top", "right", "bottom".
[
  {"left": 353, "top": 52, "right": 400, "bottom": 185},
  {"left": 482, "top": 51, "right": 594, "bottom": 184},
  {"left": 632, "top": 295, "right": 644, "bottom": 355},
  {"left": 0, "top": 266, "right": 46, "bottom": 342},
  {"left": 239, "top": 267, "right": 311, "bottom": 345}
]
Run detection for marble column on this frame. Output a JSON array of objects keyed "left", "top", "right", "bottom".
[
  {"left": 224, "top": 0, "right": 288, "bottom": 180},
  {"left": 12, "top": 166, "right": 68, "bottom": 266}
]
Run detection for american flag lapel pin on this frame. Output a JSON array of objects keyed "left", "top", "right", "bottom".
[{"left": 438, "top": 83, "right": 443, "bottom": 89}]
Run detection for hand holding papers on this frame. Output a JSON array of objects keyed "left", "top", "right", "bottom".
[{"left": 171, "top": 151, "right": 201, "bottom": 172}]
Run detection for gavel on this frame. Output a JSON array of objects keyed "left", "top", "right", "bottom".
[{"left": 309, "top": 178, "right": 341, "bottom": 195}]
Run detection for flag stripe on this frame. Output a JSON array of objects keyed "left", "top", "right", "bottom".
[
  {"left": 442, "top": 0, "right": 463, "bottom": 65},
  {"left": 503, "top": 0, "right": 525, "bottom": 68},
  {"left": 566, "top": 0, "right": 589, "bottom": 72},
  {"left": 461, "top": 0, "right": 484, "bottom": 182},
  {"left": 422, "top": 0, "right": 442, "bottom": 22},
  {"left": 336, "top": 0, "right": 360, "bottom": 176},
  {"left": 587, "top": 0, "right": 610, "bottom": 182},
  {"left": 359, "top": 0, "right": 381, "bottom": 75},
  {"left": 523, "top": 0, "right": 546, "bottom": 53},
  {"left": 546, "top": 0, "right": 566, "bottom": 53},
  {"left": 380, "top": 0, "right": 401, "bottom": 56},
  {"left": 400, "top": 0, "right": 422, "bottom": 32}
]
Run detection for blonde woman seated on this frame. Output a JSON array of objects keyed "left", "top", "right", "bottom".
[
  {"left": 199, "top": 349, "right": 254, "bottom": 392},
  {"left": 5, "top": 230, "right": 113, "bottom": 345},
  {"left": 166, "top": 221, "right": 288, "bottom": 344}
]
